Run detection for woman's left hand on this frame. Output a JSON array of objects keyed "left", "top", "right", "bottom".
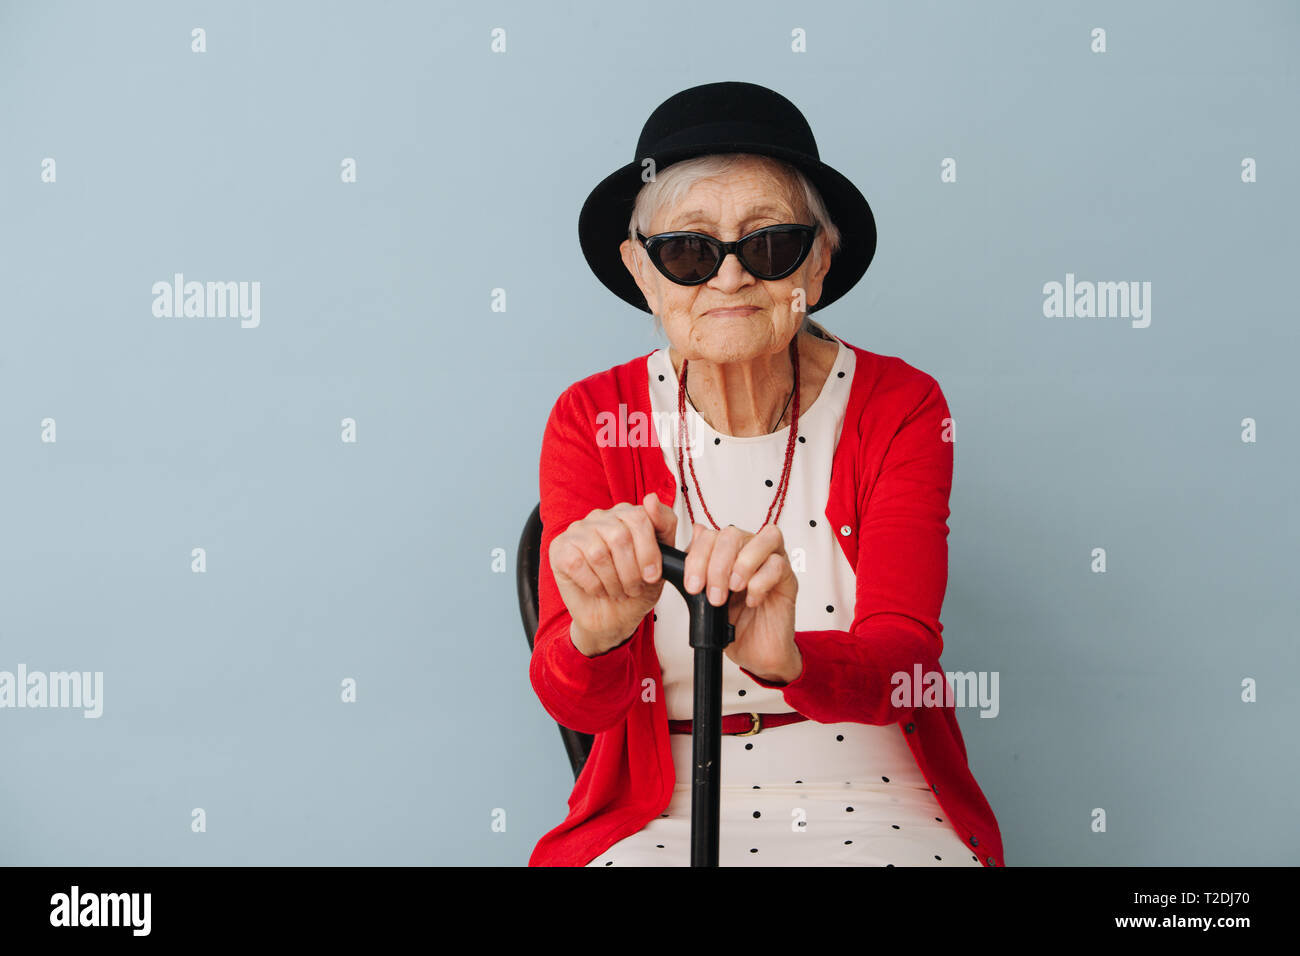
[{"left": 682, "top": 522, "right": 802, "bottom": 684}]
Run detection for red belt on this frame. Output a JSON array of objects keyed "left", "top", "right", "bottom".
[{"left": 668, "top": 712, "right": 807, "bottom": 737}]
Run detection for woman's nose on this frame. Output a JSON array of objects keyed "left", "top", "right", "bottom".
[{"left": 712, "top": 251, "right": 754, "bottom": 288}]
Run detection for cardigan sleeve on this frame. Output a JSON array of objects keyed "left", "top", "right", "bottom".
[
  {"left": 740, "top": 375, "right": 953, "bottom": 726},
  {"left": 528, "top": 386, "right": 643, "bottom": 735}
]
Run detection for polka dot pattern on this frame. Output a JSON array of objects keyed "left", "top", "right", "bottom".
[
  {"left": 645, "top": 337, "right": 861, "bottom": 726},
  {"left": 585, "top": 721, "right": 980, "bottom": 867},
  {"left": 585, "top": 337, "right": 980, "bottom": 867}
]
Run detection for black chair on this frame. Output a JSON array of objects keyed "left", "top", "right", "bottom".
[{"left": 517, "top": 502, "right": 594, "bottom": 780}]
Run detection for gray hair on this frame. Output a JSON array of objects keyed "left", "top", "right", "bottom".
[{"left": 627, "top": 152, "right": 842, "bottom": 335}]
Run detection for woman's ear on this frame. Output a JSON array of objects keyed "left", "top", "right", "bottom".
[
  {"left": 797, "top": 234, "right": 832, "bottom": 311},
  {"left": 812, "top": 233, "right": 833, "bottom": 284},
  {"left": 619, "top": 238, "right": 658, "bottom": 315}
]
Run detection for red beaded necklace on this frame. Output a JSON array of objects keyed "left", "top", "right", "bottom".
[{"left": 676, "top": 335, "right": 801, "bottom": 531}]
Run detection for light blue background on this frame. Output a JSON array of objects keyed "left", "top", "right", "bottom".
[{"left": 1, "top": 0, "right": 1296, "bottom": 865}]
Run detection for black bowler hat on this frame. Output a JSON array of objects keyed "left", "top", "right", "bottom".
[{"left": 578, "top": 81, "right": 877, "bottom": 316}]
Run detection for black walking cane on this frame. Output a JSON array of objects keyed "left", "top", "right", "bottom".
[{"left": 655, "top": 541, "right": 734, "bottom": 867}]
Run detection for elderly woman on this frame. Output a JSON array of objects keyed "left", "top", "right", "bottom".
[{"left": 528, "top": 81, "right": 1004, "bottom": 867}]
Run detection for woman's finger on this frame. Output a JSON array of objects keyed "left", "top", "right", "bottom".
[
  {"left": 744, "top": 551, "right": 789, "bottom": 607},
  {"left": 705, "top": 524, "right": 749, "bottom": 607},
  {"left": 551, "top": 536, "right": 608, "bottom": 596},
  {"left": 593, "top": 514, "right": 646, "bottom": 597},
  {"left": 642, "top": 491, "right": 677, "bottom": 549},
  {"left": 576, "top": 526, "right": 628, "bottom": 600},
  {"left": 727, "top": 523, "right": 782, "bottom": 592},
  {"left": 615, "top": 500, "right": 663, "bottom": 584},
  {"left": 683, "top": 522, "right": 715, "bottom": 594}
]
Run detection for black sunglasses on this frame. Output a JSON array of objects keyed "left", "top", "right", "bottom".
[{"left": 636, "top": 223, "right": 819, "bottom": 285}]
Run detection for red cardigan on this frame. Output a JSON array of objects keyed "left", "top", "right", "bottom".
[{"left": 528, "top": 334, "right": 1005, "bottom": 867}]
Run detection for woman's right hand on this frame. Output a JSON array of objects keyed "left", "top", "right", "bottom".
[{"left": 549, "top": 491, "right": 678, "bottom": 657}]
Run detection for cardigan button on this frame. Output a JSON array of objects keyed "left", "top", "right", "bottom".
[
  {"left": 839, "top": 524, "right": 852, "bottom": 536},
  {"left": 969, "top": 835, "right": 979, "bottom": 847},
  {"left": 904, "top": 722, "right": 915, "bottom": 733},
  {"left": 986, "top": 856, "right": 996, "bottom": 866}
]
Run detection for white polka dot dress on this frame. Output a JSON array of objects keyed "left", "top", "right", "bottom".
[{"left": 586, "top": 333, "right": 981, "bottom": 867}]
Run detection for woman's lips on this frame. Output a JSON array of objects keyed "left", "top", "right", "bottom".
[{"left": 704, "top": 306, "right": 761, "bottom": 317}]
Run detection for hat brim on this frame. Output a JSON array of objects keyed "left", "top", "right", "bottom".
[{"left": 578, "top": 143, "right": 876, "bottom": 316}]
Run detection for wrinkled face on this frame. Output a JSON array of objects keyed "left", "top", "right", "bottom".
[{"left": 619, "top": 156, "right": 831, "bottom": 364}]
